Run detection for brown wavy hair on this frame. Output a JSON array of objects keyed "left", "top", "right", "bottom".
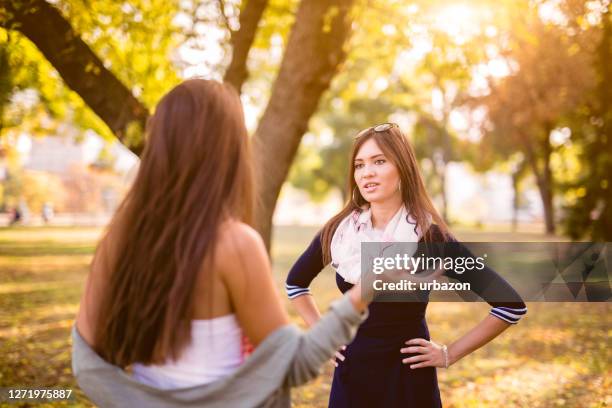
[
  {"left": 94, "top": 79, "right": 253, "bottom": 367},
  {"left": 321, "top": 125, "right": 449, "bottom": 265}
]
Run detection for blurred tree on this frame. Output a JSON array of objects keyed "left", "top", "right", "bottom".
[
  {"left": 285, "top": 0, "right": 416, "bottom": 200},
  {"left": 90, "top": 144, "right": 117, "bottom": 173},
  {"left": 475, "top": 4, "right": 594, "bottom": 234},
  {"left": 63, "top": 164, "right": 125, "bottom": 213},
  {"left": 4, "top": 0, "right": 605, "bottom": 242},
  {"left": 0, "top": 32, "right": 62, "bottom": 138},
  {"left": 289, "top": 1, "right": 487, "bottom": 224},
  {"left": 1, "top": 0, "right": 153, "bottom": 153},
  {"left": 561, "top": 2, "right": 611, "bottom": 240},
  {"left": 0, "top": 0, "right": 357, "bottom": 247},
  {"left": 286, "top": 2, "right": 391, "bottom": 198},
  {"left": 223, "top": 0, "right": 270, "bottom": 93},
  {"left": 1, "top": 168, "right": 65, "bottom": 213},
  {"left": 509, "top": 157, "right": 531, "bottom": 231},
  {"left": 410, "top": 29, "right": 485, "bottom": 222},
  {"left": 238, "top": 0, "right": 357, "bottom": 246},
  {"left": 0, "top": 35, "right": 11, "bottom": 133}
]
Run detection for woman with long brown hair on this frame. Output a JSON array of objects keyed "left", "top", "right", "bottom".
[
  {"left": 286, "top": 123, "right": 527, "bottom": 407},
  {"left": 72, "top": 79, "right": 388, "bottom": 407}
]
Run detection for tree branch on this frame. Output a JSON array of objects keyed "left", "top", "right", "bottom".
[
  {"left": 252, "top": 0, "right": 357, "bottom": 247},
  {"left": 217, "top": 0, "right": 234, "bottom": 34},
  {"left": 223, "top": 0, "right": 269, "bottom": 93},
  {"left": 1, "top": 0, "right": 148, "bottom": 155}
]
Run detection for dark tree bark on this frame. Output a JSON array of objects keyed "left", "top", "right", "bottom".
[
  {"left": 539, "top": 129, "right": 555, "bottom": 234},
  {"left": 438, "top": 125, "right": 452, "bottom": 224},
  {"left": 510, "top": 159, "right": 527, "bottom": 232},
  {"left": 1, "top": 0, "right": 148, "bottom": 155},
  {"left": 251, "top": 0, "right": 356, "bottom": 248},
  {"left": 223, "top": 0, "right": 269, "bottom": 93},
  {"left": 430, "top": 149, "right": 448, "bottom": 222},
  {"left": 511, "top": 171, "right": 519, "bottom": 232},
  {"left": 520, "top": 130, "right": 555, "bottom": 235}
]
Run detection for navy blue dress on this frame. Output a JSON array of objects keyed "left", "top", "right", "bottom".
[{"left": 285, "top": 225, "right": 527, "bottom": 408}]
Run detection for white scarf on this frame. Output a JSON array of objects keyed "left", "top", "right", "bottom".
[{"left": 330, "top": 205, "right": 423, "bottom": 284}]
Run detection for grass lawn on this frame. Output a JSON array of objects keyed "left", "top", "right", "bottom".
[{"left": 0, "top": 226, "right": 609, "bottom": 407}]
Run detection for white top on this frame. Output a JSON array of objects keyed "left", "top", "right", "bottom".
[{"left": 132, "top": 314, "right": 243, "bottom": 390}]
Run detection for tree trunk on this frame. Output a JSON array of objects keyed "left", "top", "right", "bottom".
[
  {"left": 441, "top": 127, "right": 452, "bottom": 224},
  {"left": 223, "top": 0, "right": 269, "bottom": 93},
  {"left": 521, "top": 132, "right": 555, "bottom": 235},
  {"left": 2, "top": 0, "right": 148, "bottom": 155},
  {"left": 0, "top": 40, "right": 10, "bottom": 134},
  {"left": 540, "top": 133, "right": 555, "bottom": 234},
  {"left": 511, "top": 170, "right": 519, "bottom": 232},
  {"left": 431, "top": 148, "right": 448, "bottom": 223},
  {"left": 439, "top": 163, "right": 448, "bottom": 222},
  {"left": 251, "top": 0, "right": 356, "bottom": 248}
]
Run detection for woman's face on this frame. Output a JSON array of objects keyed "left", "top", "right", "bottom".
[{"left": 353, "top": 138, "right": 401, "bottom": 205}]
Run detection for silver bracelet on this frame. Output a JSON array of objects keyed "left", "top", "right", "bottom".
[{"left": 442, "top": 344, "right": 449, "bottom": 368}]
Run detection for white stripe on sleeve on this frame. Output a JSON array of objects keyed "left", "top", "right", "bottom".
[
  {"left": 489, "top": 306, "right": 527, "bottom": 324},
  {"left": 285, "top": 283, "right": 311, "bottom": 299}
]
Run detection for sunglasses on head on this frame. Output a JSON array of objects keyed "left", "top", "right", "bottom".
[{"left": 354, "top": 122, "right": 399, "bottom": 139}]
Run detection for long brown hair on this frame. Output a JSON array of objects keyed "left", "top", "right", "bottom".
[
  {"left": 321, "top": 125, "right": 449, "bottom": 264},
  {"left": 94, "top": 79, "right": 253, "bottom": 367}
]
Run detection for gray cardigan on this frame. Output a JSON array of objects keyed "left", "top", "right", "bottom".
[{"left": 72, "top": 294, "right": 366, "bottom": 407}]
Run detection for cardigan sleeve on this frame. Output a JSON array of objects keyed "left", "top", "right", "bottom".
[
  {"left": 285, "top": 233, "right": 325, "bottom": 299},
  {"left": 285, "top": 293, "right": 367, "bottom": 387}
]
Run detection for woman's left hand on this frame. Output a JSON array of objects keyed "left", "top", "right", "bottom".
[{"left": 400, "top": 338, "right": 448, "bottom": 369}]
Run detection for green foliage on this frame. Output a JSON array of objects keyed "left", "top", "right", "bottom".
[
  {"left": 289, "top": 0, "right": 488, "bottom": 206},
  {"left": 461, "top": 0, "right": 609, "bottom": 237},
  {"left": 58, "top": 0, "right": 182, "bottom": 107},
  {"left": 0, "top": 0, "right": 183, "bottom": 144},
  {"left": 288, "top": 1, "right": 415, "bottom": 200},
  {"left": 561, "top": 4, "right": 612, "bottom": 240},
  {"left": 240, "top": 0, "right": 299, "bottom": 109},
  {"left": 0, "top": 30, "right": 114, "bottom": 142},
  {"left": 1, "top": 0, "right": 608, "bottom": 238},
  {"left": 288, "top": 0, "right": 608, "bottom": 239}
]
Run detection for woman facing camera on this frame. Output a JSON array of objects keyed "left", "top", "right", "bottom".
[
  {"left": 73, "top": 79, "right": 383, "bottom": 408},
  {"left": 286, "top": 123, "right": 527, "bottom": 407}
]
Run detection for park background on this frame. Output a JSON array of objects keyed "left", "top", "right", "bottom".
[{"left": 0, "top": 0, "right": 610, "bottom": 406}]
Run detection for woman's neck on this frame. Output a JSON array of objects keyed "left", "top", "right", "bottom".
[{"left": 370, "top": 198, "right": 403, "bottom": 229}]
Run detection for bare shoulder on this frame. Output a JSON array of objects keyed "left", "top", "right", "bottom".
[
  {"left": 214, "top": 220, "right": 268, "bottom": 275},
  {"left": 217, "top": 220, "right": 265, "bottom": 254},
  {"left": 214, "top": 221, "right": 289, "bottom": 344}
]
